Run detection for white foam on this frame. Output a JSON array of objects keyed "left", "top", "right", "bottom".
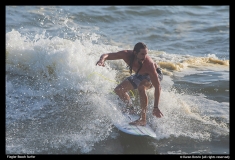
[
  {"left": 6, "top": 29, "right": 121, "bottom": 154},
  {"left": 147, "top": 88, "right": 229, "bottom": 141},
  {"left": 6, "top": 29, "right": 229, "bottom": 154}
]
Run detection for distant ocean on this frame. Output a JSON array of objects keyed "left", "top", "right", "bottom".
[{"left": 6, "top": 5, "right": 229, "bottom": 155}]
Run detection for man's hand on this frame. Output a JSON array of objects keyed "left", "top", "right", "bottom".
[
  {"left": 152, "top": 107, "right": 163, "bottom": 118},
  {"left": 96, "top": 58, "right": 105, "bottom": 66}
]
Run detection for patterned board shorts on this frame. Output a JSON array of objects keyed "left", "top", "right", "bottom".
[{"left": 127, "top": 68, "right": 163, "bottom": 89}]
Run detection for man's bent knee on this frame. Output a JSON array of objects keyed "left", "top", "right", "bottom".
[
  {"left": 114, "top": 86, "right": 124, "bottom": 95},
  {"left": 114, "top": 87, "right": 119, "bottom": 95},
  {"left": 138, "top": 85, "right": 146, "bottom": 93}
]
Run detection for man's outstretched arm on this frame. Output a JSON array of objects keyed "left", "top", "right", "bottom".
[{"left": 96, "top": 50, "right": 129, "bottom": 66}]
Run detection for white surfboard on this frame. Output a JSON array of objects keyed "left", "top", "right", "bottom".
[{"left": 113, "top": 112, "right": 157, "bottom": 138}]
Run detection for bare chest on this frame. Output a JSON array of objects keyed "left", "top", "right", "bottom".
[{"left": 132, "top": 63, "right": 149, "bottom": 75}]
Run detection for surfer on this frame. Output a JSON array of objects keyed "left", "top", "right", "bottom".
[{"left": 96, "top": 42, "right": 163, "bottom": 126}]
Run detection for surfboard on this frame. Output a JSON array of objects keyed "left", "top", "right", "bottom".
[{"left": 113, "top": 112, "right": 157, "bottom": 138}]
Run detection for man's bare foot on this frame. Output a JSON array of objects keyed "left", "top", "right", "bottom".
[{"left": 129, "top": 119, "right": 146, "bottom": 126}]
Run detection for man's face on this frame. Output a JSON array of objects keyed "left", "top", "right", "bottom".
[{"left": 136, "top": 48, "right": 148, "bottom": 63}]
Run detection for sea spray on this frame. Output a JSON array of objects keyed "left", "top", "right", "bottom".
[
  {"left": 6, "top": 29, "right": 122, "bottom": 154},
  {"left": 6, "top": 29, "right": 229, "bottom": 154}
]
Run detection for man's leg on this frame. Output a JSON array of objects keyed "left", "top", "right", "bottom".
[
  {"left": 114, "top": 79, "right": 134, "bottom": 107},
  {"left": 129, "top": 80, "right": 152, "bottom": 126}
]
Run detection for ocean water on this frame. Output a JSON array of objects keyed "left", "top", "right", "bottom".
[{"left": 6, "top": 5, "right": 229, "bottom": 155}]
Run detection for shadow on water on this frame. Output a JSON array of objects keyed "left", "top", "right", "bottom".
[
  {"left": 90, "top": 127, "right": 159, "bottom": 154},
  {"left": 118, "top": 132, "right": 158, "bottom": 154}
]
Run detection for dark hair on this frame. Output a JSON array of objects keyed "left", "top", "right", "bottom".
[
  {"left": 133, "top": 42, "right": 147, "bottom": 53},
  {"left": 128, "top": 42, "right": 147, "bottom": 74}
]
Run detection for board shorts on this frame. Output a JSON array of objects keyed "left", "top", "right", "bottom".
[{"left": 127, "top": 68, "right": 163, "bottom": 89}]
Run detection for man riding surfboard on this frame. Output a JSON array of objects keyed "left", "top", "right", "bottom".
[{"left": 96, "top": 42, "right": 163, "bottom": 126}]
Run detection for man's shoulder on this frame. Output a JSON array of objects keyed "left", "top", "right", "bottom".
[
  {"left": 145, "top": 58, "right": 157, "bottom": 72},
  {"left": 146, "top": 56, "right": 156, "bottom": 65}
]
